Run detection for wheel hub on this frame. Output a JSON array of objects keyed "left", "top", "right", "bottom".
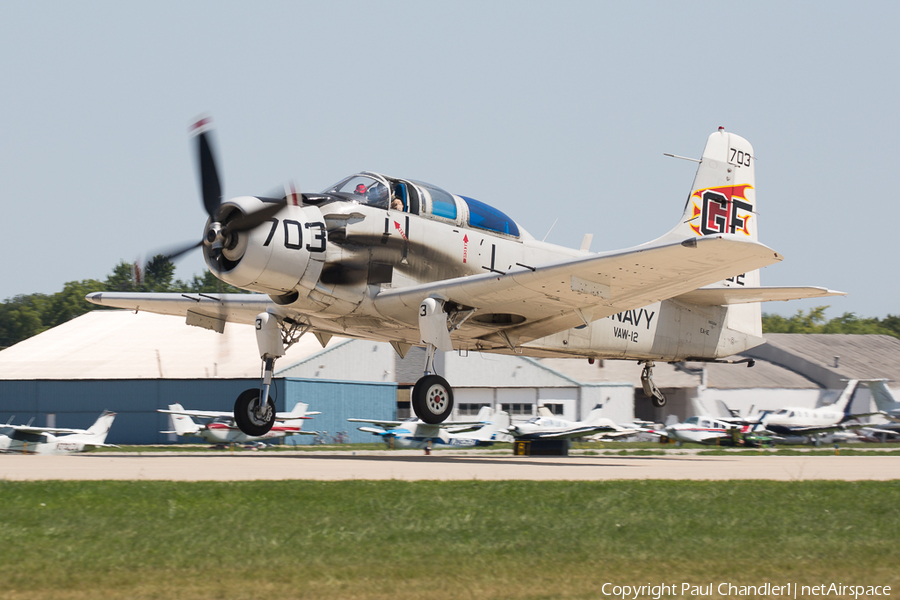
[
  {"left": 425, "top": 384, "right": 448, "bottom": 414},
  {"left": 248, "top": 400, "right": 273, "bottom": 426}
]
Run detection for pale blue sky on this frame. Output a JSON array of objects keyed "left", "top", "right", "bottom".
[{"left": 2, "top": 1, "right": 897, "bottom": 320}]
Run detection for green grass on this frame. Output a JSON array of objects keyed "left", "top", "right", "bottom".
[{"left": 1, "top": 480, "right": 898, "bottom": 599}]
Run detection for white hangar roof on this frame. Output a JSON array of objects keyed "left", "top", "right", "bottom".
[{"left": 0, "top": 310, "right": 341, "bottom": 380}]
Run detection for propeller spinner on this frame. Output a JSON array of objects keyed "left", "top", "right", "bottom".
[{"left": 152, "top": 118, "right": 288, "bottom": 267}]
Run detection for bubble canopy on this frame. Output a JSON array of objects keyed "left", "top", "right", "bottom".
[{"left": 325, "top": 172, "right": 522, "bottom": 238}]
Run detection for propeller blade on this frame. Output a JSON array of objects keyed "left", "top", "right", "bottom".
[
  {"left": 160, "top": 239, "right": 204, "bottom": 262},
  {"left": 192, "top": 118, "right": 222, "bottom": 218},
  {"left": 224, "top": 199, "right": 287, "bottom": 234}
]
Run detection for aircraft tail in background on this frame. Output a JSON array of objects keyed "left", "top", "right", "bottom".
[{"left": 165, "top": 404, "right": 202, "bottom": 436}]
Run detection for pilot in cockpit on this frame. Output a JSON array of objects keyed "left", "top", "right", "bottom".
[
  {"left": 365, "top": 182, "right": 389, "bottom": 208},
  {"left": 391, "top": 190, "right": 404, "bottom": 211},
  {"left": 355, "top": 183, "right": 367, "bottom": 195}
]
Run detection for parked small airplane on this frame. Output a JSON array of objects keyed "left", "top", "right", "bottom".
[
  {"left": 87, "top": 123, "right": 842, "bottom": 436},
  {"left": 0, "top": 411, "right": 117, "bottom": 454},
  {"left": 349, "top": 405, "right": 511, "bottom": 449},
  {"left": 664, "top": 415, "right": 770, "bottom": 446},
  {"left": 159, "top": 402, "right": 318, "bottom": 446},
  {"left": 505, "top": 404, "right": 623, "bottom": 440},
  {"left": 758, "top": 379, "right": 879, "bottom": 444}
]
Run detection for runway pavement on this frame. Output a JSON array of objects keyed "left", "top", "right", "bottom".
[{"left": 0, "top": 451, "right": 898, "bottom": 481}]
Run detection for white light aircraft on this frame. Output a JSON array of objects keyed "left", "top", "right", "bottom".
[
  {"left": 0, "top": 411, "right": 117, "bottom": 454},
  {"left": 506, "top": 404, "right": 624, "bottom": 440},
  {"left": 349, "top": 405, "right": 511, "bottom": 449},
  {"left": 86, "top": 122, "right": 842, "bottom": 436},
  {"left": 159, "top": 402, "right": 318, "bottom": 446},
  {"left": 664, "top": 415, "right": 767, "bottom": 446},
  {"left": 759, "top": 380, "right": 879, "bottom": 444}
]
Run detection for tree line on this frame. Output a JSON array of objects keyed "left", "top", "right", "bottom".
[
  {"left": 1, "top": 262, "right": 899, "bottom": 349},
  {"left": 0, "top": 256, "right": 246, "bottom": 349}
]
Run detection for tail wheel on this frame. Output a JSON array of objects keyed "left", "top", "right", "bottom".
[
  {"left": 412, "top": 375, "right": 454, "bottom": 424},
  {"left": 234, "top": 388, "right": 276, "bottom": 436}
]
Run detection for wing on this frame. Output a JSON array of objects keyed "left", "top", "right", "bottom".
[
  {"left": 347, "top": 418, "right": 406, "bottom": 428},
  {"left": 526, "top": 425, "right": 617, "bottom": 440},
  {"left": 590, "top": 428, "right": 641, "bottom": 439},
  {"left": 357, "top": 426, "right": 394, "bottom": 436},
  {"left": 2, "top": 424, "right": 86, "bottom": 435},
  {"left": 86, "top": 292, "right": 272, "bottom": 329},
  {"left": 769, "top": 420, "right": 878, "bottom": 436},
  {"left": 674, "top": 286, "right": 845, "bottom": 305},
  {"left": 158, "top": 408, "right": 234, "bottom": 419},
  {"left": 374, "top": 235, "right": 783, "bottom": 345}
]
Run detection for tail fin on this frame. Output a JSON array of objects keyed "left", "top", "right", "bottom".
[
  {"left": 167, "top": 404, "right": 202, "bottom": 437},
  {"left": 829, "top": 380, "right": 861, "bottom": 416},
  {"left": 583, "top": 404, "right": 606, "bottom": 426},
  {"left": 282, "top": 402, "right": 311, "bottom": 429},
  {"left": 660, "top": 128, "right": 762, "bottom": 338},
  {"left": 86, "top": 411, "right": 116, "bottom": 444},
  {"left": 471, "top": 407, "right": 511, "bottom": 441},
  {"left": 865, "top": 380, "right": 900, "bottom": 413},
  {"left": 663, "top": 128, "right": 757, "bottom": 243}
]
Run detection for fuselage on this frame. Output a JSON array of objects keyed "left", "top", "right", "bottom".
[
  {"left": 0, "top": 431, "right": 89, "bottom": 455},
  {"left": 191, "top": 421, "right": 303, "bottom": 445},
  {"left": 205, "top": 172, "right": 761, "bottom": 362},
  {"left": 760, "top": 408, "right": 847, "bottom": 434},
  {"left": 665, "top": 416, "right": 733, "bottom": 445}
]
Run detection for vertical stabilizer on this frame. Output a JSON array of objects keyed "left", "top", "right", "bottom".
[
  {"left": 470, "top": 407, "right": 511, "bottom": 441},
  {"left": 663, "top": 128, "right": 757, "bottom": 242},
  {"left": 659, "top": 128, "right": 762, "bottom": 338},
  {"left": 282, "top": 402, "right": 311, "bottom": 429},
  {"left": 583, "top": 404, "right": 606, "bottom": 426},
  {"left": 829, "top": 380, "right": 861, "bottom": 417},
  {"left": 86, "top": 411, "right": 116, "bottom": 444},
  {"left": 865, "top": 380, "right": 900, "bottom": 413},
  {"left": 167, "top": 404, "right": 202, "bottom": 436}
]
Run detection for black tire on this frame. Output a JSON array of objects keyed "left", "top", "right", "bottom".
[
  {"left": 412, "top": 375, "right": 454, "bottom": 424},
  {"left": 233, "top": 388, "right": 276, "bottom": 437},
  {"left": 651, "top": 392, "right": 667, "bottom": 408}
]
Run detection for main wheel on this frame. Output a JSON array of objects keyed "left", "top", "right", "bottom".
[
  {"left": 412, "top": 375, "right": 454, "bottom": 424},
  {"left": 650, "top": 390, "right": 667, "bottom": 408},
  {"left": 234, "top": 388, "right": 276, "bottom": 437}
]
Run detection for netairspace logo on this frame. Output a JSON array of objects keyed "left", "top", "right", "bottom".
[{"left": 600, "top": 582, "right": 892, "bottom": 599}]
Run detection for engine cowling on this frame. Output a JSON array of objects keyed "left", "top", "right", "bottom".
[{"left": 204, "top": 196, "right": 325, "bottom": 295}]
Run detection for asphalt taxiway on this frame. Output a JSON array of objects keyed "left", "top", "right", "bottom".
[{"left": 0, "top": 451, "right": 897, "bottom": 481}]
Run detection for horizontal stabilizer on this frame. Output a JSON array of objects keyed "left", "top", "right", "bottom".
[{"left": 674, "top": 286, "right": 845, "bottom": 306}]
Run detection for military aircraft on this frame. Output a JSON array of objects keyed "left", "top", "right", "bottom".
[
  {"left": 86, "top": 122, "right": 842, "bottom": 436},
  {"left": 159, "top": 402, "right": 318, "bottom": 446},
  {"left": 0, "top": 411, "right": 117, "bottom": 454},
  {"left": 349, "top": 405, "right": 511, "bottom": 449}
]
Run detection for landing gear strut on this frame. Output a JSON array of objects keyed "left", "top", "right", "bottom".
[
  {"left": 413, "top": 298, "right": 457, "bottom": 424},
  {"left": 640, "top": 361, "right": 667, "bottom": 407},
  {"left": 232, "top": 312, "right": 307, "bottom": 436}
]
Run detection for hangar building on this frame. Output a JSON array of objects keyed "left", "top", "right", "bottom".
[{"left": 0, "top": 311, "right": 396, "bottom": 445}]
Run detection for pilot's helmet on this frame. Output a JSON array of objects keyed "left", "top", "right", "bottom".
[
  {"left": 354, "top": 183, "right": 367, "bottom": 195},
  {"left": 367, "top": 183, "right": 389, "bottom": 207}
]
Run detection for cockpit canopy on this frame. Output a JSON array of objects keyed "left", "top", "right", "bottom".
[{"left": 324, "top": 172, "right": 526, "bottom": 239}]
